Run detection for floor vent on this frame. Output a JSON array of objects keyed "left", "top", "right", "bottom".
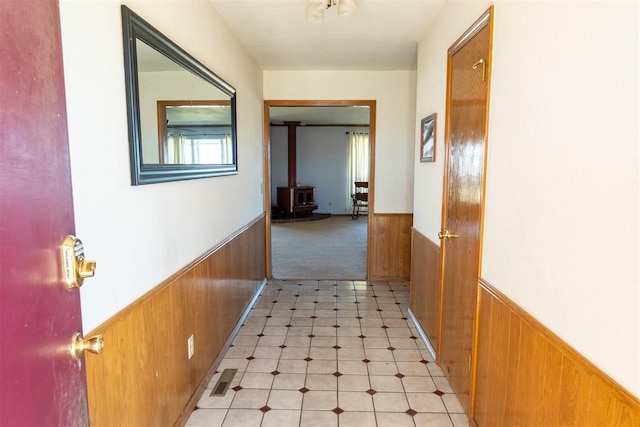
[{"left": 210, "top": 369, "right": 237, "bottom": 397}]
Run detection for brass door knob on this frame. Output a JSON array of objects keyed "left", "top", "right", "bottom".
[
  {"left": 438, "top": 230, "right": 459, "bottom": 239},
  {"left": 70, "top": 332, "right": 104, "bottom": 360}
]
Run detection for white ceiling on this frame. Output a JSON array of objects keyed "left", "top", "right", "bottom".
[
  {"left": 209, "top": 0, "right": 445, "bottom": 124},
  {"left": 209, "top": 0, "right": 445, "bottom": 71}
]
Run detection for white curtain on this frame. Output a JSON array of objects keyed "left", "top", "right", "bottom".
[
  {"left": 347, "top": 132, "right": 369, "bottom": 210},
  {"left": 167, "top": 134, "right": 186, "bottom": 164}
]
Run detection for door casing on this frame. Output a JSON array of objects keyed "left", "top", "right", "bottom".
[{"left": 262, "top": 100, "right": 376, "bottom": 279}]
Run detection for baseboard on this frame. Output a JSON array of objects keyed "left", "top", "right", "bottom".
[{"left": 408, "top": 308, "right": 436, "bottom": 361}]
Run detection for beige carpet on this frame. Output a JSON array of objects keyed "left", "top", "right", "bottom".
[{"left": 271, "top": 215, "right": 367, "bottom": 279}]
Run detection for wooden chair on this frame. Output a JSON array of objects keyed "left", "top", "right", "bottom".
[{"left": 351, "top": 181, "right": 369, "bottom": 219}]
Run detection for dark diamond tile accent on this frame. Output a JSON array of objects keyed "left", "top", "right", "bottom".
[
  {"left": 387, "top": 347, "right": 396, "bottom": 351},
  {"left": 232, "top": 385, "right": 243, "bottom": 392},
  {"left": 257, "top": 334, "right": 265, "bottom": 337},
  {"left": 362, "top": 359, "right": 370, "bottom": 363},
  {"left": 304, "top": 357, "right": 313, "bottom": 362},
  {"left": 310, "top": 316, "right": 317, "bottom": 319},
  {"left": 389, "top": 289, "right": 395, "bottom": 292},
  {"left": 313, "top": 301, "right": 319, "bottom": 304},
  {"left": 358, "top": 335, "right": 366, "bottom": 339},
  {"left": 332, "top": 407, "right": 344, "bottom": 415},
  {"left": 354, "top": 301, "right": 360, "bottom": 304},
  {"left": 406, "top": 409, "right": 417, "bottom": 416},
  {"left": 381, "top": 325, "right": 389, "bottom": 329},
  {"left": 401, "top": 317, "right": 408, "bottom": 320},
  {"left": 395, "top": 302, "right": 402, "bottom": 305},
  {"left": 308, "top": 334, "right": 315, "bottom": 338},
  {"left": 410, "top": 336, "right": 418, "bottom": 340},
  {"left": 279, "top": 345, "right": 287, "bottom": 349},
  {"left": 333, "top": 308, "right": 339, "bottom": 311},
  {"left": 376, "top": 309, "right": 383, "bottom": 312},
  {"left": 434, "top": 390, "right": 445, "bottom": 396},
  {"left": 332, "top": 372, "right": 343, "bottom": 377},
  {"left": 333, "top": 325, "right": 340, "bottom": 328},
  {"left": 299, "top": 387, "right": 309, "bottom": 394},
  {"left": 356, "top": 316, "right": 363, "bottom": 320},
  {"left": 419, "top": 359, "right": 429, "bottom": 364},
  {"left": 294, "top": 294, "right": 300, "bottom": 297},
  {"left": 372, "top": 295, "right": 378, "bottom": 298},
  {"left": 395, "top": 373, "right": 405, "bottom": 379},
  {"left": 271, "top": 371, "right": 280, "bottom": 376},
  {"left": 260, "top": 406, "right": 271, "bottom": 413},
  {"left": 266, "top": 315, "right": 272, "bottom": 318},
  {"left": 333, "top": 345, "right": 342, "bottom": 350},
  {"left": 366, "top": 389, "right": 377, "bottom": 395},
  {"left": 247, "top": 356, "right": 256, "bottom": 361},
  {"left": 272, "top": 301, "right": 278, "bottom": 303},
  {"left": 285, "top": 324, "right": 293, "bottom": 328},
  {"left": 334, "top": 295, "right": 339, "bottom": 298}
]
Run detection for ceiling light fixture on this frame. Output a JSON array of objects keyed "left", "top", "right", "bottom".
[{"left": 306, "top": 0, "right": 357, "bottom": 22}]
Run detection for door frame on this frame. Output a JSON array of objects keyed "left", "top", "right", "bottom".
[{"left": 263, "top": 100, "right": 376, "bottom": 279}]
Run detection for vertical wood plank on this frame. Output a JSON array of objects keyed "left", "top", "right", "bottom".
[
  {"left": 539, "top": 342, "right": 562, "bottom": 426},
  {"left": 503, "top": 312, "right": 522, "bottom": 426},
  {"left": 370, "top": 214, "right": 413, "bottom": 281},
  {"left": 409, "top": 229, "right": 440, "bottom": 346}
]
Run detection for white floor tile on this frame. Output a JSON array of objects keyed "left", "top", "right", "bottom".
[{"left": 185, "top": 281, "right": 469, "bottom": 427}]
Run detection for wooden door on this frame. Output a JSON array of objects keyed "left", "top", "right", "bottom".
[
  {"left": 0, "top": 1, "right": 90, "bottom": 425},
  {"left": 438, "top": 8, "right": 493, "bottom": 415}
]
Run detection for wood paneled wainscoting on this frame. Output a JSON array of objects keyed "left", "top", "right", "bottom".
[
  {"left": 369, "top": 213, "right": 413, "bottom": 281},
  {"left": 408, "top": 228, "right": 440, "bottom": 355},
  {"left": 474, "top": 279, "right": 640, "bottom": 426},
  {"left": 85, "top": 215, "right": 267, "bottom": 427}
]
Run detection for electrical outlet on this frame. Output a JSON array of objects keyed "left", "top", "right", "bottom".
[{"left": 187, "top": 335, "right": 195, "bottom": 359}]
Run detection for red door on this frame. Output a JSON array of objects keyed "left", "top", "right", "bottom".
[{"left": 0, "top": 1, "right": 89, "bottom": 425}]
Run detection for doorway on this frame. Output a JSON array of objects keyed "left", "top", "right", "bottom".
[{"left": 263, "top": 100, "right": 376, "bottom": 280}]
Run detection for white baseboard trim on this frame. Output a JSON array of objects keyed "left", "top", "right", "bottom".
[{"left": 407, "top": 308, "right": 437, "bottom": 361}]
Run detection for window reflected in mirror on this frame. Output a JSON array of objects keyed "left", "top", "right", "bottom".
[{"left": 157, "top": 101, "right": 233, "bottom": 165}]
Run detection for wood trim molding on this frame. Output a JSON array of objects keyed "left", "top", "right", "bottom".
[
  {"left": 475, "top": 278, "right": 640, "bottom": 425},
  {"left": 448, "top": 6, "right": 493, "bottom": 55}
]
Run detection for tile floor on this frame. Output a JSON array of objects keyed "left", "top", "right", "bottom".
[{"left": 185, "top": 280, "right": 469, "bottom": 427}]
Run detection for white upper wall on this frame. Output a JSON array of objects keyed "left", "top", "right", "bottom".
[
  {"left": 264, "top": 71, "right": 417, "bottom": 213},
  {"left": 59, "top": 0, "right": 264, "bottom": 332},
  {"left": 414, "top": 1, "right": 639, "bottom": 397}
]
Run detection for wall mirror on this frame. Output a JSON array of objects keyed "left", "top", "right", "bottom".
[{"left": 121, "top": 6, "right": 238, "bottom": 185}]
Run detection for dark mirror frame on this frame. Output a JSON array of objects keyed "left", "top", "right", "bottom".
[{"left": 121, "top": 5, "right": 238, "bottom": 185}]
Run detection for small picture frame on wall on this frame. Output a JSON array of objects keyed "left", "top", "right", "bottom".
[{"left": 420, "top": 113, "right": 437, "bottom": 163}]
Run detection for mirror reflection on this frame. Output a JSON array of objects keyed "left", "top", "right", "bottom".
[
  {"left": 122, "top": 6, "right": 238, "bottom": 185},
  {"left": 158, "top": 101, "right": 233, "bottom": 165}
]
